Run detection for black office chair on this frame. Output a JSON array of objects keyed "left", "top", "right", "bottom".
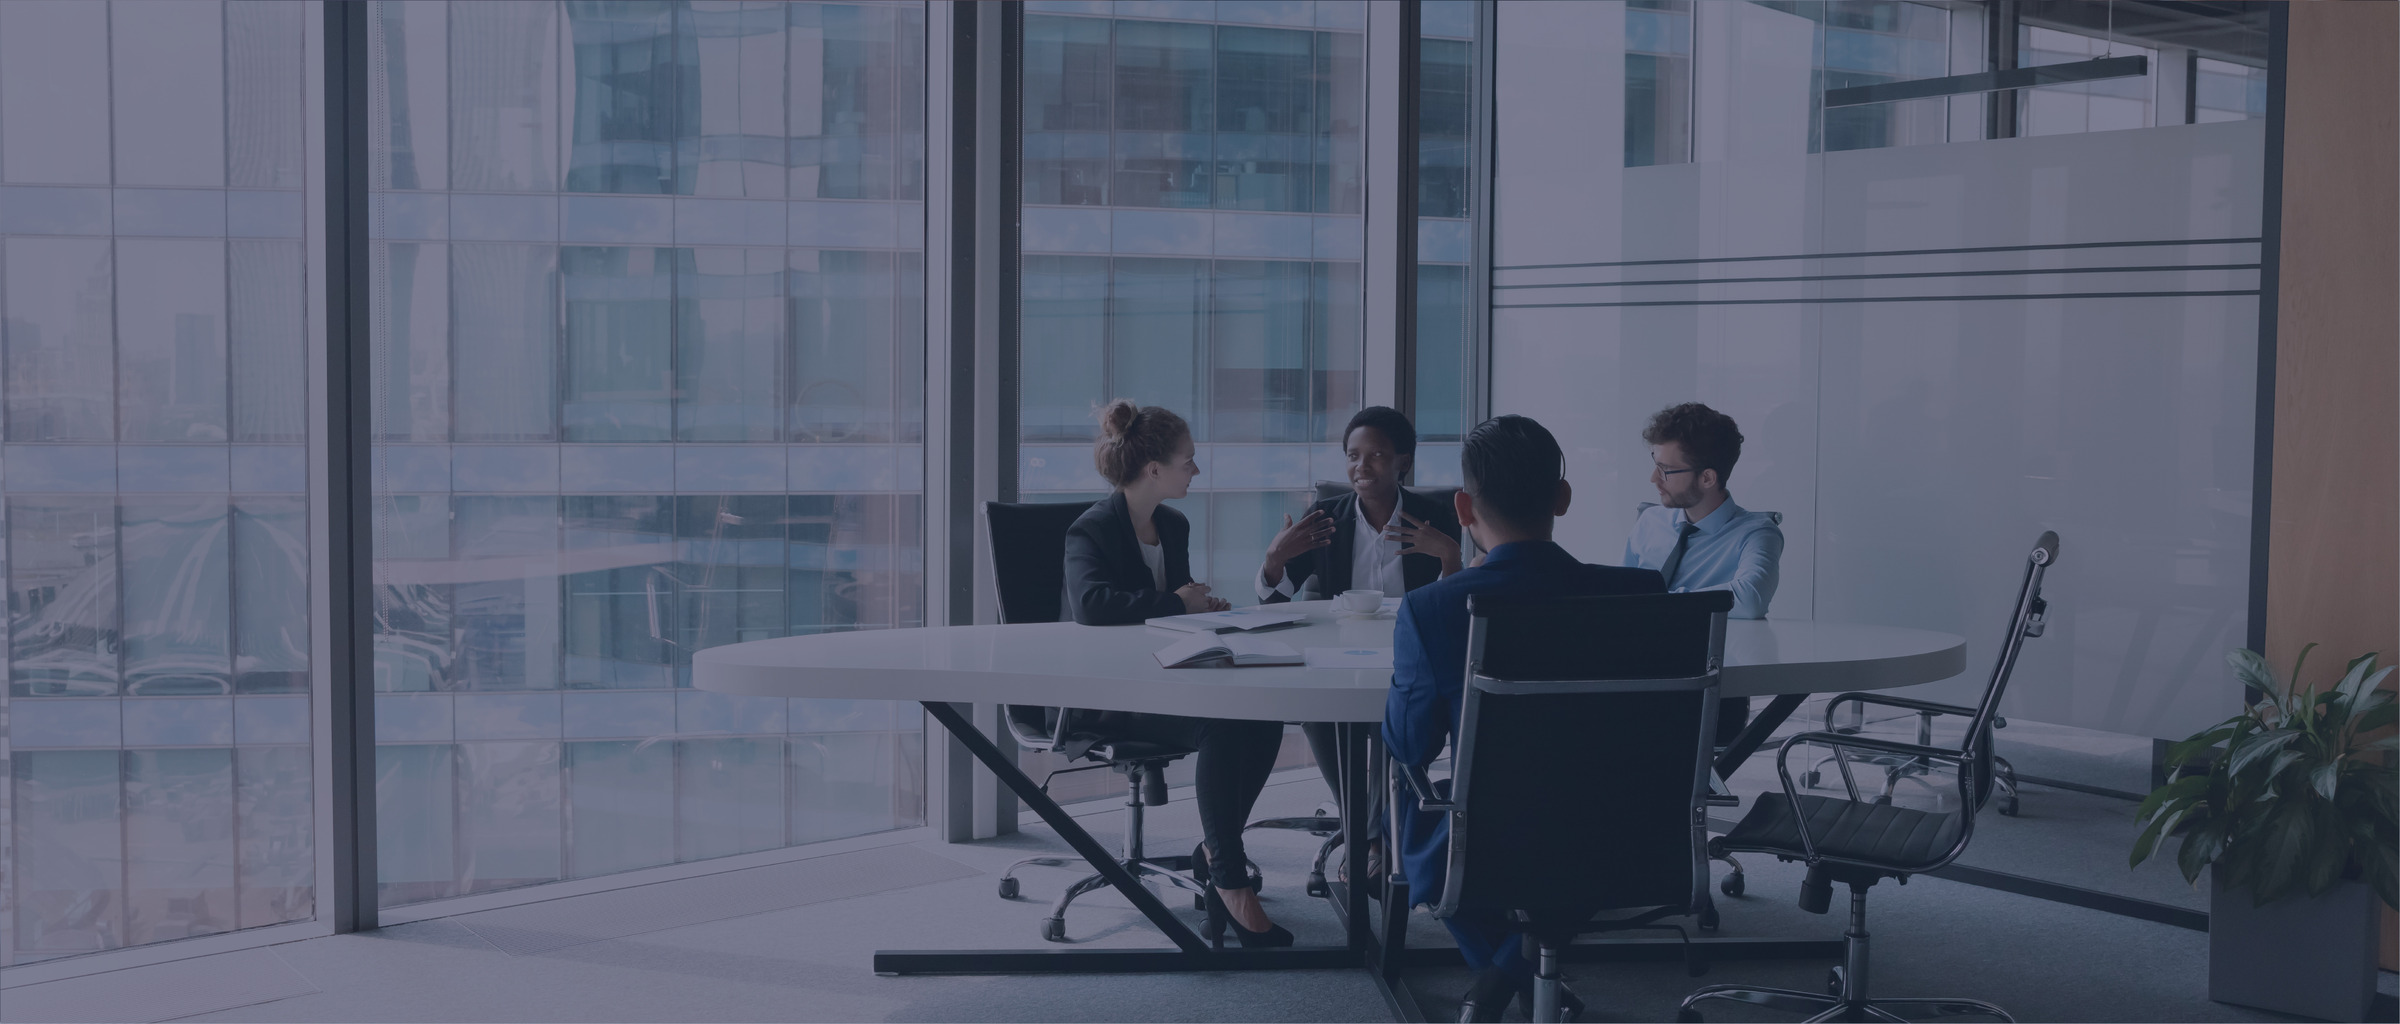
[
  {"left": 1678, "top": 532, "right": 2056, "bottom": 1023},
  {"left": 1803, "top": 532, "right": 2045, "bottom": 815},
  {"left": 982, "top": 501, "right": 1256, "bottom": 942},
  {"left": 1401, "top": 590, "right": 1734, "bottom": 1023}
]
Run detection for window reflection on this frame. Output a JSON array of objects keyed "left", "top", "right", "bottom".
[{"left": 367, "top": 0, "right": 928, "bottom": 911}]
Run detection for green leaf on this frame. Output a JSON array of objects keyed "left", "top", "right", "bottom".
[
  {"left": 2165, "top": 727, "right": 2237, "bottom": 767},
  {"left": 2311, "top": 761, "right": 2341, "bottom": 802},
  {"left": 2229, "top": 647, "right": 2278, "bottom": 694},
  {"left": 2289, "top": 643, "right": 2318, "bottom": 695},
  {"left": 2337, "top": 663, "right": 2391, "bottom": 711},
  {"left": 2224, "top": 729, "right": 2301, "bottom": 779},
  {"left": 2130, "top": 813, "right": 2170, "bottom": 868},
  {"left": 2178, "top": 819, "right": 2228, "bottom": 885},
  {"left": 2351, "top": 699, "right": 2397, "bottom": 737},
  {"left": 2137, "top": 774, "right": 2210, "bottom": 822}
]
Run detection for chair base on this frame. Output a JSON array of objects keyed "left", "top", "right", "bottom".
[
  {"left": 1246, "top": 811, "right": 1344, "bottom": 898},
  {"left": 1679, "top": 985, "right": 2012, "bottom": 1023},
  {"left": 1003, "top": 856, "right": 1211, "bottom": 942},
  {"left": 1681, "top": 883, "right": 2011, "bottom": 1023}
]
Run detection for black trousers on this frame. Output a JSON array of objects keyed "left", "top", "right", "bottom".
[
  {"left": 1301, "top": 721, "right": 1383, "bottom": 842},
  {"left": 1089, "top": 712, "right": 1283, "bottom": 890}
]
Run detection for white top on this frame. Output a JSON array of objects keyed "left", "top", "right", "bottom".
[
  {"left": 693, "top": 601, "right": 1968, "bottom": 724},
  {"left": 1138, "top": 540, "right": 1165, "bottom": 591},
  {"left": 1256, "top": 500, "right": 1407, "bottom": 602}
]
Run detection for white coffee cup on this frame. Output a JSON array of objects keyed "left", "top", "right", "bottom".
[{"left": 1336, "top": 589, "right": 1383, "bottom": 615}]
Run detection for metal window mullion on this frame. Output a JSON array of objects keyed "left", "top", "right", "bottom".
[
  {"left": 1393, "top": 1, "right": 1420, "bottom": 428},
  {"left": 1467, "top": 0, "right": 1495, "bottom": 430},
  {"left": 323, "top": 0, "right": 377, "bottom": 934}
]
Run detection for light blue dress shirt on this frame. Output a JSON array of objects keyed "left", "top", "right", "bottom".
[{"left": 1622, "top": 498, "right": 1784, "bottom": 619}]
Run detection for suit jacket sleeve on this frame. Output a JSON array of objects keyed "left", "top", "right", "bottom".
[
  {"left": 1064, "top": 520, "right": 1187, "bottom": 626},
  {"left": 1382, "top": 594, "right": 1448, "bottom": 770}
]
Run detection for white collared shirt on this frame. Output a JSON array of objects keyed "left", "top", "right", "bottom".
[{"left": 1349, "top": 499, "right": 1407, "bottom": 598}]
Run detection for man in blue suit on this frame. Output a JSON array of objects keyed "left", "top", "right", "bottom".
[{"left": 1384, "top": 414, "right": 1666, "bottom": 1021}]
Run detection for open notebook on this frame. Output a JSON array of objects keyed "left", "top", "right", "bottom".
[
  {"left": 1146, "top": 607, "right": 1309, "bottom": 634},
  {"left": 1154, "top": 632, "right": 1304, "bottom": 668}
]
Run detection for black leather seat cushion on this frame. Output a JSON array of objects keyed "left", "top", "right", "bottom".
[{"left": 1720, "top": 793, "right": 1962, "bottom": 870}]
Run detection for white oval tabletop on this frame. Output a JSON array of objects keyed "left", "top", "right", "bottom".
[{"left": 692, "top": 601, "right": 1966, "bottom": 723}]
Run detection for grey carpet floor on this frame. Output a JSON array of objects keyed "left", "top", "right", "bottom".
[{"left": 9, "top": 753, "right": 2384, "bottom": 1023}]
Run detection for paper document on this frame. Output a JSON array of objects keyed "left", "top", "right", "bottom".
[
  {"left": 1304, "top": 647, "right": 1395, "bottom": 670},
  {"left": 1156, "top": 633, "right": 1304, "bottom": 668},
  {"left": 1147, "top": 607, "right": 1310, "bottom": 634}
]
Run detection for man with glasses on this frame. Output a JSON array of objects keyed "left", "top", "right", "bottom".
[
  {"left": 1623, "top": 402, "right": 1782, "bottom": 618},
  {"left": 1625, "top": 402, "right": 1783, "bottom": 746}
]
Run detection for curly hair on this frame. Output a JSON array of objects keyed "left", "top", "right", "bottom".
[
  {"left": 1642, "top": 403, "right": 1744, "bottom": 485},
  {"left": 1343, "top": 406, "right": 1417, "bottom": 456},
  {"left": 1093, "top": 399, "right": 1192, "bottom": 487}
]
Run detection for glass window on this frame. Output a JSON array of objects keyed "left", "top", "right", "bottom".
[
  {"left": 368, "top": 0, "right": 926, "bottom": 911},
  {"left": 1018, "top": 3, "right": 1365, "bottom": 622},
  {"left": 2192, "top": 56, "right": 2267, "bottom": 124},
  {"left": 2, "top": 0, "right": 318, "bottom": 966},
  {"left": 5, "top": 238, "right": 118, "bottom": 442},
  {"left": 1624, "top": 0, "right": 1693, "bottom": 168},
  {"left": 2017, "top": 25, "right": 2156, "bottom": 136},
  {"left": 1414, "top": 7, "right": 1475, "bottom": 442}
]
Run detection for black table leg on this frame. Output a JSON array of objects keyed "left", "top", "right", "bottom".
[
  {"left": 1715, "top": 692, "right": 1807, "bottom": 779},
  {"left": 876, "top": 703, "right": 1366, "bottom": 977}
]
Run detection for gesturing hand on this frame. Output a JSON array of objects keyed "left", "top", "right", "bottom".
[
  {"left": 1392, "top": 512, "right": 1463, "bottom": 577},
  {"left": 1263, "top": 509, "right": 1335, "bottom": 584}
]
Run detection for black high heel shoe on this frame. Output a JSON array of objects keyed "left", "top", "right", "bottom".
[
  {"left": 1458, "top": 967, "right": 1516, "bottom": 1023},
  {"left": 1201, "top": 884, "right": 1294, "bottom": 950}
]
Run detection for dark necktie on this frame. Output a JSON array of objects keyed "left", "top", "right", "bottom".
[{"left": 1659, "top": 521, "right": 1699, "bottom": 589}]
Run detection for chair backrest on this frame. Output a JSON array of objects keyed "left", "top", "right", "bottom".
[
  {"left": 983, "top": 500, "right": 1094, "bottom": 625},
  {"left": 982, "top": 500, "right": 1096, "bottom": 751},
  {"left": 1957, "top": 531, "right": 2059, "bottom": 801},
  {"left": 1436, "top": 591, "right": 1734, "bottom": 924},
  {"left": 1313, "top": 480, "right": 1461, "bottom": 510}
]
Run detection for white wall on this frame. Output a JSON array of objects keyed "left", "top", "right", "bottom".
[{"left": 1491, "top": 1, "right": 2263, "bottom": 739}]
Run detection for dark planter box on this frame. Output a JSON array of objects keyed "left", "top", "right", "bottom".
[{"left": 2210, "top": 870, "right": 2380, "bottom": 1022}]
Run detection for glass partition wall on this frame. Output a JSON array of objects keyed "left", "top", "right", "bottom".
[{"left": 1490, "top": 0, "right": 2271, "bottom": 916}]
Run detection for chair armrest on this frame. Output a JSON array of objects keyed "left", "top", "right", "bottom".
[
  {"left": 1397, "top": 762, "right": 1452, "bottom": 811},
  {"left": 1822, "top": 692, "right": 1981, "bottom": 730}
]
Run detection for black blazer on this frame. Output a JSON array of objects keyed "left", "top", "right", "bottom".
[
  {"left": 1265, "top": 487, "right": 1463, "bottom": 603},
  {"left": 1062, "top": 491, "right": 1193, "bottom": 625}
]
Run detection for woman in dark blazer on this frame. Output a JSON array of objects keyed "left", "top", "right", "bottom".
[
  {"left": 1061, "top": 399, "right": 1292, "bottom": 947},
  {"left": 1255, "top": 406, "right": 1462, "bottom": 885}
]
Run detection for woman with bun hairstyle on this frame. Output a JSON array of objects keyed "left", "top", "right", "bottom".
[{"left": 1060, "top": 399, "right": 1292, "bottom": 948}]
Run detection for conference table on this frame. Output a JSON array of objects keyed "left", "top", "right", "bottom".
[{"left": 694, "top": 601, "right": 1965, "bottom": 1020}]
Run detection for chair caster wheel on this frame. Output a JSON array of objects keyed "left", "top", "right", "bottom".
[
  {"left": 1999, "top": 795, "right": 2020, "bottom": 817},
  {"left": 1828, "top": 967, "right": 1845, "bottom": 996},
  {"left": 1873, "top": 794, "right": 1893, "bottom": 806},
  {"left": 1307, "top": 875, "right": 1329, "bottom": 899},
  {"left": 1719, "top": 872, "right": 1745, "bottom": 897},
  {"left": 1697, "top": 904, "right": 1719, "bottom": 931},
  {"left": 1040, "top": 918, "right": 1067, "bottom": 943},
  {"left": 997, "top": 877, "right": 1020, "bottom": 900},
  {"left": 1802, "top": 770, "right": 1821, "bottom": 788},
  {"left": 1195, "top": 893, "right": 1208, "bottom": 911},
  {"left": 1675, "top": 1009, "right": 1703, "bottom": 1023}
]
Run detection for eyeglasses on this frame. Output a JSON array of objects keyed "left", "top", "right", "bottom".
[{"left": 1652, "top": 462, "right": 1700, "bottom": 478}]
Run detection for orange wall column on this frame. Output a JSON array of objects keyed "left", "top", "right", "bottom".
[{"left": 2262, "top": 0, "right": 2398, "bottom": 971}]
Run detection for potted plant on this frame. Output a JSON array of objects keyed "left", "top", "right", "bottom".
[{"left": 2132, "top": 646, "right": 2398, "bottom": 1022}]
